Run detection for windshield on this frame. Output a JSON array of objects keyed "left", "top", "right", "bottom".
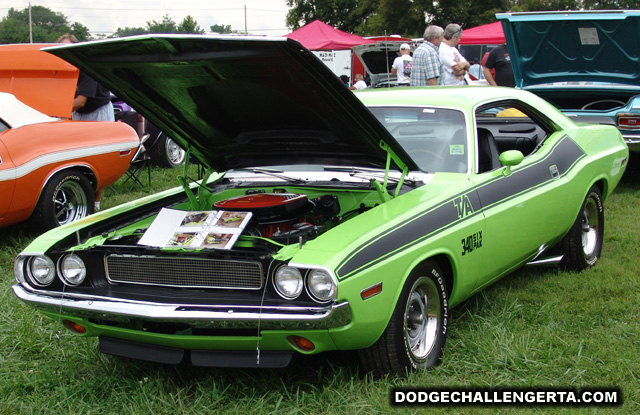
[{"left": 368, "top": 106, "right": 468, "bottom": 173}]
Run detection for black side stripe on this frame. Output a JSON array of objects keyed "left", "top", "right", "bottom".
[{"left": 335, "top": 135, "right": 586, "bottom": 280}]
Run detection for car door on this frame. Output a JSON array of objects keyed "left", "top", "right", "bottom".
[{"left": 469, "top": 102, "right": 583, "bottom": 290}]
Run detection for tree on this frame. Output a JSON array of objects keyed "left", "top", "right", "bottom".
[
  {"left": 210, "top": 24, "right": 237, "bottom": 34},
  {"left": 112, "top": 27, "right": 147, "bottom": 38},
  {"left": 146, "top": 15, "right": 178, "bottom": 34},
  {"left": 177, "top": 16, "right": 204, "bottom": 34},
  {"left": 285, "top": 0, "right": 506, "bottom": 37},
  {"left": 427, "top": 0, "right": 507, "bottom": 29},
  {"left": 363, "top": 0, "right": 430, "bottom": 37},
  {"left": 285, "top": 0, "right": 633, "bottom": 38},
  {"left": 112, "top": 15, "right": 205, "bottom": 36},
  {"left": 285, "top": 0, "right": 371, "bottom": 34},
  {"left": 0, "top": 6, "right": 90, "bottom": 43}
]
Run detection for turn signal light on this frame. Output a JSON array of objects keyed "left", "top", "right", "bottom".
[
  {"left": 63, "top": 320, "right": 87, "bottom": 334},
  {"left": 361, "top": 282, "right": 382, "bottom": 300},
  {"left": 288, "top": 336, "right": 315, "bottom": 351}
]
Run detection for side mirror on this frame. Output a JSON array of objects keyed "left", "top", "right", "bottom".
[{"left": 499, "top": 150, "right": 524, "bottom": 176}]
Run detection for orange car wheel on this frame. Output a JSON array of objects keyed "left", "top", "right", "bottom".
[{"left": 30, "top": 170, "right": 95, "bottom": 233}]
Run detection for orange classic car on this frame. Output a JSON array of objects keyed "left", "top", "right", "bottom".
[{"left": 0, "top": 44, "right": 139, "bottom": 232}]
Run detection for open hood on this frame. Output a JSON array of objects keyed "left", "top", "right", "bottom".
[
  {"left": 352, "top": 42, "right": 407, "bottom": 88},
  {"left": 497, "top": 11, "right": 640, "bottom": 88},
  {"left": 0, "top": 43, "right": 78, "bottom": 118},
  {"left": 44, "top": 35, "right": 416, "bottom": 172}
]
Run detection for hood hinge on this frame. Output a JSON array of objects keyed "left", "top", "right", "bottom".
[{"left": 373, "top": 143, "right": 409, "bottom": 203}]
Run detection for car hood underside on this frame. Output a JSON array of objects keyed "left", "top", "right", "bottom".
[
  {"left": 497, "top": 11, "right": 640, "bottom": 88},
  {"left": 44, "top": 35, "right": 416, "bottom": 173}
]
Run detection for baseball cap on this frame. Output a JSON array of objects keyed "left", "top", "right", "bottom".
[{"left": 400, "top": 43, "right": 411, "bottom": 50}]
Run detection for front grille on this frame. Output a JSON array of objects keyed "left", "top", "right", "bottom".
[{"left": 105, "top": 254, "right": 264, "bottom": 290}]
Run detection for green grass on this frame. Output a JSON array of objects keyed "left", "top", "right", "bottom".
[{"left": 1, "top": 163, "right": 638, "bottom": 414}]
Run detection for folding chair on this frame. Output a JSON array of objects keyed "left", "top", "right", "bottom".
[{"left": 122, "top": 133, "right": 151, "bottom": 192}]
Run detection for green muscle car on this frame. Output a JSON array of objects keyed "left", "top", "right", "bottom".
[{"left": 12, "top": 35, "right": 628, "bottom": 376}]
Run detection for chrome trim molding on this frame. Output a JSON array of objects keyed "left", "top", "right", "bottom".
[{"left": 525, "top": 254, "right": 564, "bottom": 267}]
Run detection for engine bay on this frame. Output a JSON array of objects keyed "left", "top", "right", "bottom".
[
  {"left": 212, "top": 191, "right": 344, "bottom": 245},
  {"left": 93, "top": 183, "right": 380, "bottom": 253}
]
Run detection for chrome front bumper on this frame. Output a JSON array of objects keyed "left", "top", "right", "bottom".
[{"left": 12, "top": 284, "right": 352, "bottom": 330}]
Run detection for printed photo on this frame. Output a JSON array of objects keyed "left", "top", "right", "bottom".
[
  {"left": 180, "top": 211, "right": 211, "bottom": 227},
  {"left": 215, "top": 211, "right": 249, "bottom": 228},
  {"left": 202, "top": 233, "right": 233, "bottom": 249},
  {"left": 167, "top": 232, "right": 198, "bottom": 247}
]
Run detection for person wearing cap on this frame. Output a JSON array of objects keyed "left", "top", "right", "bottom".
[
  {"left": 468, "top": 57, "right": 484, "bottom": 80},
  {"left": 439, "top": 23, "right": 470, "bottom": 86},
  {"left": 391, "top": 43, "right": 413, "bottom": 86},
  {"left": 410, "top": 25, "right": 443, "bottom": 86}
]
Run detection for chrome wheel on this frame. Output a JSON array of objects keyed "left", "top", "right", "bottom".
[
  {"left": 359, "top": 261, "right": 448, "bottom": 376},
  {"left": 166, "top": 138, "right": 186, "bottom": 166},
  {"left": 581, "top": 196, "right": 600, "bottom": 257},
  {"left": 151, "top": 133, "right": 185, "bottom": 167},
  {"left": 559, "top": 185, "right": 604, "bottom": 271},
  {"left": 54, "top": 180, "right": 89, "bottom": 226},
  {"left": 404, "top": 276, "right": 441, "bottom": 363}
]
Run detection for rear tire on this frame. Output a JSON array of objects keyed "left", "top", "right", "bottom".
[
  {"left": 359, "top": 261, "right": 448, "bottom": 376},
  {"left": 30, "top": 170, "right": 94, "bottom": 233},
  {"left": 560, "top": 185, "right": 604, "bottom": 270},
  {"left": 150, "top": 133, "right": 185, "bottom": 168}
]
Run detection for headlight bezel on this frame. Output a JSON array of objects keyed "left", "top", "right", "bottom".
[
  {"left": 58, "top": 254, "right": 87, "bottom": 286},
  {"left": 273, "top": 263, "right": 338, "bottom": 303},
  {"left": 26, "top": 255, "right": 56, "bottom": 287},
  {"left": 273, "top": 265, "right": 304, "bottom": 300},
  {"left": 306, "top": 268, "right": 337, "bottom": 303}
]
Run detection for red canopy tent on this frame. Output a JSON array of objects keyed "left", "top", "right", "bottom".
[
  {"left": 459, "top": 21, "right": 505, "bottom": 45},
  {"left": 285, "top": 20, "right": 376, "bottom": 50}
]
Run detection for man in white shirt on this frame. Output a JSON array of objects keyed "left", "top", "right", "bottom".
[
  {"left": 439, "top": 24, "right": 470, "bottom": 86},
  {"left": 391, "top": 43, "right": 412, "bottom": 86},
  {"left": 349, "top": 73, "right": 368, "bottom": 90}
]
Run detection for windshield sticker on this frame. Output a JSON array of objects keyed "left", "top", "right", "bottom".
[
  {"left": 450, "top": 145, "right": 464, "bottom": 155},
  {"left": 578, "top": 27, "right": 600, "bottom": 45}
]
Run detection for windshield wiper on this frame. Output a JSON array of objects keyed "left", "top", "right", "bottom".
[
  {"left": 235, "top": 168, "right": 307, "bottom": 184},
  {"left": 323, "top": 166, "right": 415, "bottom": 185}
]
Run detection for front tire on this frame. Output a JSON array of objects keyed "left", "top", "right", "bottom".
[
  {"left": 560, "top": 185, "right": 604, "bottom": 270},
  {"left": 359, "top": 261, "right": 449, "bottom": 376},
  {"left": 30, "top": 170, "right": 94, "bottom": 232},
  {"left": 150, "top": 133, "right": 185, "bottom": 168}
]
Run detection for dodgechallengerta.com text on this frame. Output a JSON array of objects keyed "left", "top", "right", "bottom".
[{"left": 391, "top": 387, "right": 622, "bottom": 407}]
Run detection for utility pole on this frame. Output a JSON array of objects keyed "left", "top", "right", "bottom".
[
  {"left": 244, "top": 5, "right": 248, "bottom": 35},
  {"left": 29, "top": 2, "right": 33, "bottom": 43}
]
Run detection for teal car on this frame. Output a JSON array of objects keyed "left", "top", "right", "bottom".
[
  {"left": 12, "top": 36, "right": 628, "bottom": 376},
  {"left": 498, "top": 10, "right": 640, "bottom": 151}
]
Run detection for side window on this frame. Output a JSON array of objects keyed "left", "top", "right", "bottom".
[
  {"left": 475, "top": 101, "right": 553, "bottom": 173},
  {"left": 0, "top": 119, "right": 9, "bottom": 134}
]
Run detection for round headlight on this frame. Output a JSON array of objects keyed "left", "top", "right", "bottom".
[
  {"left": 28, "top": 256, "right": 56, "bottom": 286},
  {"left": 307, "top": 269, "right": 337, "bottom": 302},
  {"left": 274, "top": 266, "right": 303, "bottom": 299},
  {"left": 60, "top": 254, "right": 86, "bottom": 286}
]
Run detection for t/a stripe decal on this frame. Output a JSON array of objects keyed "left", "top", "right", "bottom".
[{"left": 335, "top": 135, "right": 585, "bottom": 279}]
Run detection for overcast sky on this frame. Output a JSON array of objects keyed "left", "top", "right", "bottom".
[{"left": 2, "top": 1, "right": 292, "bottom": 36}]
